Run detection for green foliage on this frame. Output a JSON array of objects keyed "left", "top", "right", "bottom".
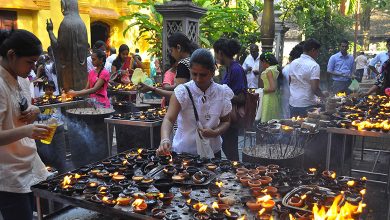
[
  {"left": 120, "top": 0, "right": 163, "bottom": 58},
  {"left": 121, "top": 0, "right": 262, "bottom": 59},
  {"left": 195, "top": 0, "right": 262, "bottom": 59},
  {"left": 279, "top": 0, "right": 354, "bottom": 83}
]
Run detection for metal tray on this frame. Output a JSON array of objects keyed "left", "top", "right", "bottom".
[
  {"left": 149, "top": 166, "right": 217, "bottom": 186},
  {"left": 282, "top": 185, "right": 337, "bottom": 213}
]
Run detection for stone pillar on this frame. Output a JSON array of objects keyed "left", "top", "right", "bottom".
[
  {"left": 155, "top": 0, "right": 206, "bottom": 67},
  {"left": 274, "top": 10, "right": 289, "bottom": 64},
  {"left": 260, "top": 0, "right": 275, "bottom": 52}
]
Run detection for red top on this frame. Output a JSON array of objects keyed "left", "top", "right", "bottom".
[{"left": 88, "top": 68, "right": 110, "bottom": 108}]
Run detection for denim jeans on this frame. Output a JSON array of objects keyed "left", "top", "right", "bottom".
[
  {"left": 332, "top": 80, "right": 351, "bottom": 94},
  {"left": 0, "top": 191, "right": 34, "bottom": 220},
  {"left": 289, "top": 105, "right": 316, "bottom": 118},
  {"left": 221, "top": 126, "right": 239, "bottom": 161},
  {"left": 354, "top": 69, "right": 364, "bottom": 83}
]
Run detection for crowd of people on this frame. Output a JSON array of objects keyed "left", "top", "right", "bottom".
[{"left": 0, "top": 26, "right": 390, "bottom": 220}]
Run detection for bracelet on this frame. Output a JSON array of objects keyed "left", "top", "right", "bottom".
[{"left": 160, "top": 138, "right": 171, "bottom": 146}]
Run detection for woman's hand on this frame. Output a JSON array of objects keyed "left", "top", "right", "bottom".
[
  {"left": 19, "top": 105, "right": 40, "bottom": 124},
  {"left": 199, "top": 128, "right": 219, "bottom": 138},
  {"left": 138, "top": 82, "right": 155, "bottom": 93},
  {"left": 157, "top": 139, "right": 171, "bottom": 156},
  {"left": 24, "top": 124, "right": 50, "bottom": 140},
  {"left": 67, "top": 90, "right": 78, "bottom": 97}
]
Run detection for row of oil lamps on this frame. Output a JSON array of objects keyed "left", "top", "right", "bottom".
[{"left": 53, "top": 148, "right": 367, "bottom": 220}]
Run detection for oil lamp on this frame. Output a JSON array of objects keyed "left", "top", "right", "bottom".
[
  {"left": 116, "top": 196, "right": 131, "bottom": 206},
  {"left": 257, "top": 195, "right": 275, "bottom": 212},
  {"left": 132, "top": 198, "right": 147, "bottom": 214},
  {"left": 158, "top": 192, "right": 174, "bottom": 206},
  {"left": 232, "top": 161, "right": 240, "bottom": 168},
  {"left": 101, "top": 196, "right": 116, "bottom": 207},
  {"left": 87, "top": 181, "right": 98, "bottom": 188},
  {"left": 179, "top": 186, "right": 192, "bottom": 197},
  {"left": 308, "top": 168, "right": 317, "bottom": 176}
]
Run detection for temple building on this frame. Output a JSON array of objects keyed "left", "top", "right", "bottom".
[{"left": 0, "top": 0, "right": 148, "bottom": 53}]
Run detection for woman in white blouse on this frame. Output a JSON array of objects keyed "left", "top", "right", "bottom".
[
  {"left": 157, "top": 49, "right": 234, "bottom": 156},
  {"left": 0, "top": 30, "right": 50, "bottom": 220}
]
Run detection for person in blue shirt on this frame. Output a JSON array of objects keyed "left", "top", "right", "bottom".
[
  {"left": 368, "top": 38, "right": 390, "bottom": 77},
  {"left": 327, "top": 39, "right": 354, "bottom": 94},
  {"left": 213, "top": 38, "right": 247, "bottom": 161}
]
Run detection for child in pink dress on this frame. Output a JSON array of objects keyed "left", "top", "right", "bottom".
[{"left": 68, "top": 49, "right": 110, "bottom": 108}]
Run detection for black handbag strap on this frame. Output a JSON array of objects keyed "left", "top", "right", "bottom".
[{"left": 184, "top": 85, "right": 199, "bottom": 122}]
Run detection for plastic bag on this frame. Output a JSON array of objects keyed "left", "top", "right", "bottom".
[
  {"left": 348, "top": 79, "right": 360, "bottom": 92},
  {"left": 195, "top": 129, "right": 214, "bottom": 159},
  {"left": 131, "top": 68, "right": 147, "bottom": 85}
]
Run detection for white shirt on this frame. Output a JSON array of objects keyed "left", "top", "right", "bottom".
[
  {"left": 45, "top": 62, "right": 59, "bottom": 95},
  {"left": 105, "top": 54, "right": 117, "bottom": 72},
  {"left": 0, "top": 65, "right": 48, "bottom": 193},
  {"left": 369, "top": 51, "right": 389, "bottom": 72},
  {"left": 355, "top": 54, "right": 368, "bottom": 70},
  {"left": 289, "top": 54, "right": 320, "bottom": 107},
  {"left": 87, "top": 56, "right": 94, "bottom": 73},
  {"left": 173, "top": 81, "right": 234, "bottom": 155},
  {"left": 281, "top": 64, "right": 291, "bottom": 118},
  {"left": 242, "top": 54, "right": 260, "bottom": 88}
]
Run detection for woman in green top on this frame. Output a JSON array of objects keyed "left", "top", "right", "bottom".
[{"left": 259, "top": 52, "right": 281, "bottom": 122}]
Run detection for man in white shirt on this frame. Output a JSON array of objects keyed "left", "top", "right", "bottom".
[
  {"left": 242, "top": 44, "right": 260, "bottom": 88},
  {"left": 354, "top": 51, "right": 368, "bottom": 82},
  {"left": 105, "top": 47, "right": 117, "bottom": 72},
  {"left": 289, "top": 38, "right": 328, "bottom": 117},
  {"left": 368, "top": 38, "right": 390, "bottom": 76}
]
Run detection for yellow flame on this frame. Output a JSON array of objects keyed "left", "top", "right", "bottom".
[
  {"left": 232, "top": 161, "right": 238, "bottom": 166},
  {"left": 360, "top": 189, "right": 366, "bottom": 196},
  {"left": 301, "top": 194, "right": 307, "bottom": 200},
  {"left": 216, "top": 181, "right": 223, "bottom": 188},
  {"left": 102, "top": 196, "right": 109, "bottom": 202},
  {"left": 309, "top": 168, "right": 317, "bottom": 173},
  {"left": 137, "top": 148, "right": 143, "bottom": 154},
  {"left": 74, "top": 173, "right": 81, "bottom": 179},
  {"left": 336, "top": 92, "right": 346, "bottom": 97},
  {"left": 361, "top": 176, "right": 367, "bottom": 181},
  {"left": 238, "top": 214, "right": 247, "bottom": 220},
  {"left": 289, "top": 214, "right": 296, "bottom": 220},
  {"left": 122, "top": 160, "right": 128, "bottom": 165},
  {"left": 258, "top": 208, "right": 266, "bottom": 216},
  {"left": 212, "top": 202, "right": 219, "bottom": 209},
  {"left": 313, "top": 194, "right": 366, "bottom": 220},
  {"left": 198, "top": 203, "right": 208, "bottom": 213},
  {"left": 256, "top": 195, "right": 272, "bottom": 203},
  {"left": 132, "top": 198, "right": 144, "bottom": 207},
  {"left": 99, "top": 186, "right": 107, "bottom": 192},
  {"left": 62, "top": 175, "right": 72, "bottom": 186},
  {"left": 224, "top": 209, "right": 231, "bottom": 216},
  {"left": 331, "top": 172, "right": 336, "bottom": 179},
  {"left": 158, "top": 193, "right": 164, "bottom": 199},
  {"left": 347, "top": 180, "right": 355, "bottom": 187}
]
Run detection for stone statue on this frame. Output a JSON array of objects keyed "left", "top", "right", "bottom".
[{"left": 46, "top": 0, "right": 88, "bottom": 91}]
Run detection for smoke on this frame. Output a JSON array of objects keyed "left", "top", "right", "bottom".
[{"left": 52, "top": 108, "right": 108, "bottom": 165}]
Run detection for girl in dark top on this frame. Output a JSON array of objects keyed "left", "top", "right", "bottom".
[
  {"left": 110, "top": 44, "right": 142, "bottom": 83},
  {"left": 213, "top": 38, "right": 247, "bottom": 161},
  {"left": 140, "top": 32, "right": 198, "bottom": 99}
]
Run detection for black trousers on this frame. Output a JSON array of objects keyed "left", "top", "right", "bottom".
[
  {"left": 221, "top": 126, "right": 239, "bottom": 161},
  {"left": 0, "top": 191, "right": 34, "bottom": 220}
]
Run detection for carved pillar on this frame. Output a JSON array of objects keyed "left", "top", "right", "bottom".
[
  {"left": 274, "top": 10, "right": 289, "bottom": 63},
  {"left": 155, "top": 0, "right": 206, "bottom": 67},
  {"left": 260, "top": 0, "right": 275, "bottom": 52}
]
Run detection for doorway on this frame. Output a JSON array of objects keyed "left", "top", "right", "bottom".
[
  {"left": 0, "top": 10, "right": 17, "bottom": 30},
  {"left": 91, "top": 21, "right": 110, "bottom": 47}
]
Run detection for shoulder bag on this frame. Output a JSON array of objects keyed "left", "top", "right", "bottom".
[{"left": 184, "top": 85, "right": 214, "bottom": 159}]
